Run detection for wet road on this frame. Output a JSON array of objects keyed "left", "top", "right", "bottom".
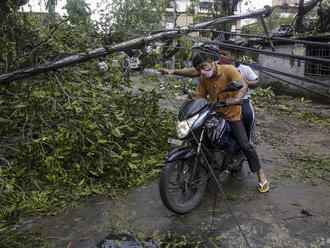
[
  {"left": 21, "top": 143, "right": 330, "bottom": 248},
  {"left": 18, "top": 78, "right": 330, "bottom": 248}
]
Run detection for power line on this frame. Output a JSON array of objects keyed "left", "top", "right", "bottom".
[
  {"left": 158, "top": 44, "right": 330, "bottom": 70},
  {"left": 158, "top": 44, "right": 330, "bottom": 90},
  {"left": 105, "top": 28, "right": 330, "bottom": 48},
  {"left": 261, "top": 71, "right": 330, "bottom": 99},
  {"left": 188, "top": 28, "right": 330, "bottom": 48},
  {"left": 156, "top": 44, "right": 330, "bottom": 99},
  {"left": 194, "top": 48, "right": 330, "bottom": 98},
  {"left": 186, "top": 36, "right": 330, "bottom": 67}
]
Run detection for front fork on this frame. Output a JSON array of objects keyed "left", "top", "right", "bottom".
[{"left": 189, "top": 128, "right": 205, "bottom": 186}]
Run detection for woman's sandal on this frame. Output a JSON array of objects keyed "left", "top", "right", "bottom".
[{"left": 258, "top": 180, "right": 270, "bottom": 193}]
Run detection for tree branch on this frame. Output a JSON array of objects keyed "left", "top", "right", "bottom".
[
  {"left": 0, "top": 6, "right": 272, "bottom": 84},
  {"left": 295, "top": 0, "right": 321, "bottom": 33},
  {"left": 54, "top": 74, "right": 72, "bottom": 104}
]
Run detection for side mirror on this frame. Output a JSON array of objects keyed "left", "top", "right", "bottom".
[
  {"left": 183, "top": 85, "right": 189, "bottom": 94},
  {"left": 222, "top": 81, "right": 243, "bottom": 92}
]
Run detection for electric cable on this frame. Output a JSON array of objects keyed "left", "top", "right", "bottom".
[
  {"left": 186, "top": 37, "right": 330, "bottom": 88},
  {"left": 157, "top": 44, "right": 330, "bottom": 94},
  {"left": 155, "top": 36, "right": 330, "bottom": 71},
  {"left": 124, "top": 27, "right": 330, "bottom": 48},
  {"left": 189, "top": 47, "right": 330, "bottom": 99},
  {"left": 158, "top": 44, "right": 330, "bottom": 71},
  {"left": 187, "top": 28, "right": 330, "bottom": 48},
  {"left": 260, "top": 71, "right": 330, "bottom": 100},
  {"left": 186, "top": 36, "right": 330, "bottom": 66}
]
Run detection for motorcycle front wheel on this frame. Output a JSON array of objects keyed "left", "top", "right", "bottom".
[{"left": 159, "top": 159, "right": 207, "bottom": 214}]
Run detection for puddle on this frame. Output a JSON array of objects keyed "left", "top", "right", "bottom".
[
  {"left": 100, "top": 234, "right": 158, "bottom": 248},
  {"left": 99, "top": 230, "right": 220, "bottom": 248}
]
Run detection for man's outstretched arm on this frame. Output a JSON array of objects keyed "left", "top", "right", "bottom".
[{"left": 158, "top": 68, "right": 200, "bottom": 77}]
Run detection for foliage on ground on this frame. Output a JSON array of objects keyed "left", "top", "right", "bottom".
[
  {"left": 0, "top": 7, "right": 175, "bottom": 244},
  {"left": 251, "top": 86, "right": 276, "bottom": 109},
  {"left": 251, "top": 88, "right": 330, "bottom": 125},
  {"left": 140, "top": 74, "right": 160, "bottom": 84},
  {"left": 0, "top": 63, "right": 175, "bottom": 230},
  {"left": 160, "top": 76, "right": 197, "bottom": 96},
  {"left": 140, "top": 74, "right": 197, "bottom": 96},
  {"left": 277, "top": 102, "right": 330, "bottom": 126},
  {"left": 279, "top": 153, "right": 330, "bottom": 185}
]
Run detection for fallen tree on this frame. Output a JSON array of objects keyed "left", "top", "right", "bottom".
[{"left": 0, "top": 6, "right": 272, "bottom": 84}]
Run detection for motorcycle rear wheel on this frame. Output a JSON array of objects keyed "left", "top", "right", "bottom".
[{"left": 159, "top": 159, "right": 207, "bottom": 214}]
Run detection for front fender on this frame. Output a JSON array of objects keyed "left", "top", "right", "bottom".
[{"left": 166, "top": 146, "right": 196, "bottom": 163}]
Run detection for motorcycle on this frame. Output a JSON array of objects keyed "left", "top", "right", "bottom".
[{"left": 159, "top": 82, "right": 247, "bottom": 214}]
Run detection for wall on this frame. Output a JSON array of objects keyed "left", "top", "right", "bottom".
[
  {"left": 176, "top": 14, "right": 194, "bottom": 27},
  {"left": 272, "top": 0, "right": 299, "bottom": 6},
  {"left": 258, "top": 44, "right": 330, "bottom": 102}
]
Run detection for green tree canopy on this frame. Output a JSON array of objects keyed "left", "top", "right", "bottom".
[
  {"left": 315, "top": 0, "right": 330, "bottom": 33},
  {"left": 100, "top": 0, "right": 169, "bottom": 32},
  {"left": 241, "top": 13, "right": 295, "bottom": 34},
  {"left": 45, "top": 0, "right": 57, "bottom": 15},
  {"left": 0, "top": 0, "right": 28, "bottom": 15},
  {"left": 65, "top": 0, "right": 91, "bottom": 25},
  {"left": 192, "top": 0, "right": 242, "bottom": 39}
]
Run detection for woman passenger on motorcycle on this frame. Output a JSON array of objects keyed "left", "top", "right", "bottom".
[{"left": 190, "top": 53, "right": 269, "bottom": 192}]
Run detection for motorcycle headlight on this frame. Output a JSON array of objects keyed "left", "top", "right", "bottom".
[{"left": 176, "top": 114, "right": 199, "bottom": 139}]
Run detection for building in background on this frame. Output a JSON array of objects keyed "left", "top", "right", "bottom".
[
  {"left": 163, "top": 0, "right": 214, "bottom": 30},
  {"left": 272, "top": 0, "right": 299, "bottom": 17},
  {"left": 272, "top": 0, "right": 299, "bottom": 6},
  {"left": 258, "top": 33, "right": 330, "bottom": 102}
]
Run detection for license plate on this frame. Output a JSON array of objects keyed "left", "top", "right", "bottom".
[{"left": 167, "top": 138, "right": 184, "bottom": 146}]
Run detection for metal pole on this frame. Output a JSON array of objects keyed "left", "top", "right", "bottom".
[
  {"left": 259, "top": 16, "right": 275, "bottom": 51},
  {"left": 172, "top": 0, "right": 177, "bottom": 69}
]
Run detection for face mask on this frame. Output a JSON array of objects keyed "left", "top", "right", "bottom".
[
  {"left": 201, "top": 69, "right": 214, "bottom": 78},
  {"left": 219, "top": 58, "right": 234, "bottom": 65}
]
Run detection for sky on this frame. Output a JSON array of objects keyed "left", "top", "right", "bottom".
[
  {"left": 20, "top": 0, "right": 102, "bottom": 20},
  {"left": 21, "top": 0, "right": 272, "bottom": 22}
]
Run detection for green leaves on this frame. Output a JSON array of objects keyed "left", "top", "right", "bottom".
[
  {"left": 104, "top": 0, "right": 168, "bottom": 31},
  {"left": 113, "top": 127, "right": 123, "bottom": 137},
  {"left": 279, "top": 153, "right": 330, "bottom": 185},
  {"left": 251, "top": 86, "right": 275, "bottom": 100},
  {"left": 0, "top": 62, "right": 175, "bottom": 235},
  {"left": 0, "top": 9, "right": 176, "bottom": 243}
]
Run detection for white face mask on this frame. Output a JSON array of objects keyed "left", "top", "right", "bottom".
[{"left": 200, "top": 69, "right": 214, "bottom": 78}]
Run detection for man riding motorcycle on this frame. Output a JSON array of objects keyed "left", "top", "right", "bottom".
[{"left": 162, "top": 53, "right": 269, "bottom": 193}]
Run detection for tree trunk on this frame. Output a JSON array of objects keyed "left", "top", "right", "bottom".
[
  {"left": 295, "top": 0, "right": 321, "bottom": 33},
  {"left": 0, "top": 6, "right": 271, "bottom": 84}
]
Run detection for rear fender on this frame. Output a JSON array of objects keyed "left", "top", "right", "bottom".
[{"left": 166, "top": 146, "right": 196, "bottom": 163}]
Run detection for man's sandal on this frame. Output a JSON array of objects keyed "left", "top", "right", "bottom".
[{"left": 258, "top": 180, "right": 270, "bottom": 193}]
